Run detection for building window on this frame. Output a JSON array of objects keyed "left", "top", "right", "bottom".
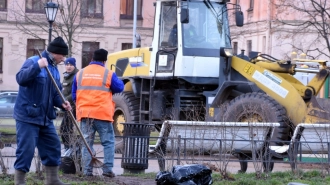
[
  {"left": 26, "top": 0, "right": 47, "bottom": 13},
  {"left": 0, "top": 0, "right": 7, "bottom": 11},
  {"left": 247, "top": 40, "right": 252, "bottom": 56},
  {"left": 233, "top": 42, "right": 238, "bottom": 55},
  {"left": 27, "top": 39, "right": 45, "bottom": 58},
  {"left": 0, "top": 38, "right": 3, "bottom": 73},
  {"left": 248, "top": 0, "right": 254, "bottom": 11},
  {"left": 122, "top": 43, "right": 132, "bottom": 50},
  {"left": 81, "top": 0, "right": 103, "bottom": 18},
  {"left": 82, "top": 42, "right": 99, "bottom": 68},
  {"left": 120, "top": 0, "right": 143, "bottom": 20}
]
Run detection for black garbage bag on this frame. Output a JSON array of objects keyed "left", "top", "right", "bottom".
[
  {"left": 155, "top": 171, "right": 175, "bottom": 185},
  {"left": 176, "top": 180, "right": 199, "bottom": 185},
  {"left": 155, "top": 164, "right": 213, "bottom": 185},
  {"left": 59, "top": 145, "right": 82, "bottom": 174},
  {"left": 60, "top": 156, "right": 76, "bottom": 174}
]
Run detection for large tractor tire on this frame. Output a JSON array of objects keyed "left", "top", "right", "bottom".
[
  {"left": 113, "top": 92, "right": 140, "bottom": 153},
  {"left": 222, "top": 92, "right": 290, "bottom": 142},
  {"left": 222, "top": 92, "right": 290, "bottom": 173}
]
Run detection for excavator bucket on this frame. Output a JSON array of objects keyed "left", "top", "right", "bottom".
[{"left": 305, "top": 97, "right": 330, "bottom": 123}]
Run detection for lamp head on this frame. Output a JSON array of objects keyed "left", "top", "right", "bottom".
[{"left": 44, "top": 2, "right": 59, "bottom": 22}]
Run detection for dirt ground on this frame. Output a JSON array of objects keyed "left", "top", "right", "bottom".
[
  {"left": 0, "top": 173, "right": 157, "bottom": 185},
  {"left": 60, "top": 174, "right": 157, "bottom": 185}
]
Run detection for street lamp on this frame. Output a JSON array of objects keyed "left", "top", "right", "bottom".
[{"left": 44, "top": 1, "right": 59, "bottom": 43}]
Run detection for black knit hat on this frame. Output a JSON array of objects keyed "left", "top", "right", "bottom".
[
  {"left": 93, "top": 49, "right": 108, "bottom": 62},
  {"left": 47, "top": 36, "right": 68, "bottom": 55}
]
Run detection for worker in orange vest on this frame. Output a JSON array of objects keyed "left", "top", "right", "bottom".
[{"left": 72, "top": 48, "right": 124, "bottom": 177}]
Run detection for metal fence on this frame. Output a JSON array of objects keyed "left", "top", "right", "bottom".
[{"left": 1, "top": 133, "right": 330, "bottom": 175}]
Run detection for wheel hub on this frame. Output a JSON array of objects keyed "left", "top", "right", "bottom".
[{"left": 114, "top": 113, "right": 125, "bottom": 136}]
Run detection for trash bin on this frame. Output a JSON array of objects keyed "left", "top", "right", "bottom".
[{"left": 121, "top": 123, "right": 152, "bottom": 174}]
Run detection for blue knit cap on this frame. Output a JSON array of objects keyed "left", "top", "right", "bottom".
[{"left": 65, "top": 57, "right": 76, "bottom": 67}]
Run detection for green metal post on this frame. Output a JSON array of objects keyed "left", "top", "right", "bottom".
[{"left": 325, "top": 77, "right": 329, "bottom": 99}]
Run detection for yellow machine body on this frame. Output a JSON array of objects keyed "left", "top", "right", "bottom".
[{"left": 232, "top": 56, "right": 330, "bottom": 126}]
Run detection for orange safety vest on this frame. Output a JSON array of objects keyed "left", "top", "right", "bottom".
[{"left": 76, "top": 64, "right": 114, "bottom": 122}]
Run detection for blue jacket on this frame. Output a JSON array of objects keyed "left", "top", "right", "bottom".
[
  {"left": 13, "top": 50, "right": 64, "bottom": 126},
  {"left": 72, "top": 61, "right": 124, "bottom": 101}
]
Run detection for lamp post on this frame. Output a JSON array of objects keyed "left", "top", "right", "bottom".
[
  {"left": 132, "top": 0, "right": 137, "bottom": 48},
  {"left": 44, "top": 1, "right": 59, "bottom": 43}
]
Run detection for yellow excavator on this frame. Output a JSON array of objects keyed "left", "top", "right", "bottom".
[{"left": 107, "top": 0, "right": 330, "bottom": 169}]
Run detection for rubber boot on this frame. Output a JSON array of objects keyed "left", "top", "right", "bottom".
[
  {"left": 44, "top": 166, "right": 71, "bottom": 185},
  {"left": 14, "top": 170, "right": 26, "bottom": 185}
]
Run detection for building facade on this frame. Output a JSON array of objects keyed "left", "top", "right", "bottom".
[
  {"left": 0, "top": 0, "right": 155, "bottom": 90},
  {"left": 230, "top": 0, "right": 329, "bottom": 61},
  {"left": 1, "top": 0, "right": 327, "bottom": 91},
  {"left": 229, "top": 0, "right": 330, "bottom": 97}
]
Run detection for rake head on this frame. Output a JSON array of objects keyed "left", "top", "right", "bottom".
[{"left": 91, "top": 157, "right": 104, "bottom": 168}]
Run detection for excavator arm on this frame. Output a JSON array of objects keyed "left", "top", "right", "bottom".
[{"left": 230, "top": 56, "right": 330, "bottom": 126}]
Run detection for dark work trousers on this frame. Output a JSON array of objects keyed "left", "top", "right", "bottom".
[
  {"left": 60, "top": 109, "right": 76, "bottom": 150},
  {"left": 14, "top": 120, "right": 61, "bottom": 172}
]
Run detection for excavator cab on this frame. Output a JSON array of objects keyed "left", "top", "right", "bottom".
[{"left": 152, "top": 0, "right": 242, "bottom": 81}]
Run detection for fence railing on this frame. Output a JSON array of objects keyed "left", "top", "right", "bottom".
[{"left": 2, "top": 134, "right": 330, "bottom": 174}]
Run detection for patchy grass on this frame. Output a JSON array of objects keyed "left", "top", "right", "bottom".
[
  {"left": 0, "top": 128, "right": 16, "bottom": 135},
  {"left": 0, "top": 172, "right": 155, "bottom": 185},
  {"left": 121, "top": 172, "right": 157, "bottom": 179},
  {"left": 0, "top": 127, "right": 16, "bottom": 144},
  {"left": 211, "top": 170, "right": 330, "bottom": 185},
  {"left": 149, "top": 131, "right": 159, "bottom": 145},
  {"left": 0, "top": 122, "right": 158, "bottom": 146},
  {"left": 1, "top": 170, "right": 330, "bottom": 185}
]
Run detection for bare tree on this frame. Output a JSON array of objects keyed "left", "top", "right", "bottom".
[
  {"left": 274, "top": 0, "right": 330, "bottom": 59},
  {"left": 10, "top": 0, "right": 107, "bottom": 57}
]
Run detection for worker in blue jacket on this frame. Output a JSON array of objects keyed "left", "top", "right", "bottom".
[{"left": 13, "top": 37, "right": 72, "bottom": 185}]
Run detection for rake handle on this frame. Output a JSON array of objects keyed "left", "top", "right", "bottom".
[{"left": 36, "top": 50, "right": 95, "bottom": 158}]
